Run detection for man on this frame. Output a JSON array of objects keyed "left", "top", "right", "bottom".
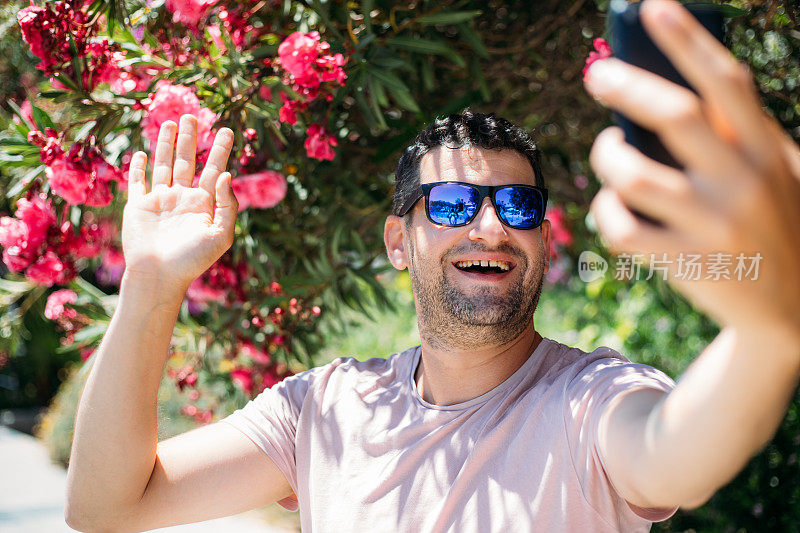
[{"left": 65, "top": 1, "right": 800, "bottom": 532}]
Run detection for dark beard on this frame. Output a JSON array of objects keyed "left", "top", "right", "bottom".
[{"left": 408, "top": 240, "right": 545, "bottom": 350}]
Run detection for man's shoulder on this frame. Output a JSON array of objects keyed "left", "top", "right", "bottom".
[
  {"left": 298, "top": 345, "right": 419, "bottom": 385},
  {"left": 539, "top": 337, "right": 632, "bottom": 378},
  {"left": 544, "top": 339, "right": 674, "bottom": 398}
]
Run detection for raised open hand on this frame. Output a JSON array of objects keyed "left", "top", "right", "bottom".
[{"left": 121, "top": 115, "right": 238, "bottom": 292}]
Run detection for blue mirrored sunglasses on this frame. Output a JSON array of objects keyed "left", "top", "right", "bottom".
[{"left": 396, "top": 181, "right": 548, "bottom": 230}]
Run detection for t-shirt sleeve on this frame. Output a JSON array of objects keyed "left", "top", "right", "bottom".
[
  {"left": 219, "top": 367, "right": 318, "bottom": 511},
  {"left": 564, "top": 354, "right": 679, "bottom": 524}
]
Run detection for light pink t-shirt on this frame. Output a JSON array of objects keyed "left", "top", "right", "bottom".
[{"left": 220, "top": 337, "right": 678, "bottom": 532}]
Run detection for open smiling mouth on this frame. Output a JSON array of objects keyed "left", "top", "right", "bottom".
[{"left": 453, "top": 260, "right": 514, "bottom": 275}]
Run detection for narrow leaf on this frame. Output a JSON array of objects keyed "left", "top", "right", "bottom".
[{"left": 418, "top": 10, "right": 482, "bottom": 26}]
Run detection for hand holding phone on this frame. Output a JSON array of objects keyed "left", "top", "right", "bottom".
[{"left": 609, "top": 0, "right": 725, "bottom": 170}]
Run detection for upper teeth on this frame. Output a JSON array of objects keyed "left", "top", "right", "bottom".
[{"left": 456, "top": 260, "right": 510, "bottom": 271}]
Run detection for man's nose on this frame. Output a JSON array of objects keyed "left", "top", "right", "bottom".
[{"left": 468, "top": 198, "right": 509, "bottom": 246}]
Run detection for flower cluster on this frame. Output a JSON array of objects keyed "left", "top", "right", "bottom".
[
  {"left": 185, "top": 252, "right": 252, "bottom": 312},
  {"left": 304, "top": 123, "right": 339, "bottom": 162},
  {"left": 165, "top": 0, "right": 217, "bottom": 29},
  {"left": 544, "top": 206, "right": 574, "bottom": 284},
  {"left": 17, "top": 2, "right": 123, "bottom": 90},
  {"left": 30, "top": 133, "right": 125, "bottom": 207},
  {"left": 275, "top": 31, "right": 347, "bottom": 161},
  {"left": 142, "top": 82, "right": 218, "bottom": 160},
  {"left": 0, "top": 194, "right": 116, "bottom": 286}
]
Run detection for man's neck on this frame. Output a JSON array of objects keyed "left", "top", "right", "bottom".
[{"left": 414, "top": 324, "right": 543, "bottom": 406}]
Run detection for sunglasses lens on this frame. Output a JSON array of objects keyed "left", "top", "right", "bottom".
[
  {"left": 494, "top": 187, "right": 544, "bottom": 229},
  {"left": 428, "top": 183, "right": 480, "bottom": 226}
]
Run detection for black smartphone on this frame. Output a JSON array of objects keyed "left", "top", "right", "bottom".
[{"left": 608, "top": 1, "right": 726, "bottom": 169}]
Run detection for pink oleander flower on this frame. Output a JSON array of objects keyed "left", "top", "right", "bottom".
[
  {"left": 96, "top": 247, "right": 126, "bottom": 286},
  {"left": 84, "top": 39, "right": 125, "bottom": 89},
  {"left": 18, "top": 3, "right": 119, "bottom": 89},
  {"left": 165, "top": 0, "right": 216, "bottom": 28},
  {"left": 304, "top": 123, "right": 337, "bottom": 161},
  {"left": 15, "top": 194, "right": 57, "bottom": 250},
  {"left": 44, "top": 289, "right": 78, "bottom": 320},
  {"left": 231, "top": 170, "right": 287, "bottom": 211},
  {"left": 0, "top": 217, "right": 32, "bottom": 272},
  {"left": 583, "top": 38, "right": 613, "bottom": 80},
  {"left": 278, "top": 31, "right": 347, "bottom": 92},
  {"left": 46, "top": 156, "right": 88, "bottom": 205},
  {"left": 230, "top": 367, "right": 254, "bottom": 394},
  {"left": 279, "top": 31, "right": 321, "bottom": 85},
  {"left": 258, "top": 366, "right": 283, "bottom": 391},
  {"left": 45, "top": 147, "right": 120, "bottom": 207},
  {"left": 278, "top": 92, "right": 301, "bottom": 125},
  {"left": 59, "top": 218, "right": 117, "bottom": 260},
  {"left": 143, "top": 82, "right": 217, "bottom": 154},
  {"left": 545, "top": 206, "right": 573, "bottom": 261},
  {"left": 0, "top": 194, "right": 57, "bottom": 273},
  {"left": 185, "top": 254, "right": 250, "bottom": 311},
  {"left": 110, "top": 68, "right": 155, "bottom": 94},
  {"left": 237, "top": 339, "right": 272, "bottom": 365},
  {"left": 26, "top": 250, "right": 72, "bottom": 286}
]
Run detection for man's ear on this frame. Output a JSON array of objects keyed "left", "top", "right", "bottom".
[
  {"left": 540, "top": 218, "right": 552, "bottom": 274},
  {"left": 384, "top": 215, "right": 408, "bottom": 270}
]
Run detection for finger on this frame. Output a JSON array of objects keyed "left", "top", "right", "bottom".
[
  {"left": 212, "top": 172, "right": 238, "bottom": 247},
  {"left": 173, "top": 115, "right": 198, "bottom": 187},
  {"left": 590, "top": 127, "right": 709, "bottom": 233},
  {"left": 151, "top": 121, "right": 178, "bottom": 188},
  {"left": 590, "top": 187, "right": 685, "bottom": 259},
  {"left": 585, "top": 58, "right": 752, "bottom": 185},
  {"left": 198, "top": 128, "right": 235, "bottom": 200},
  {"left": 640, "top": 0, "right": 778, "bottom": 170},
  {"left": 127, "top": 151, "right": 148, "bottom": 199}
]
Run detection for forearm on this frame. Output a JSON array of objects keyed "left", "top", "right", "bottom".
[
  {"left": 643, "top": 324, "right": 800, "bottom": 506},
  {"left": 65, "top": 273, "right": 187, "bottom": 527}
]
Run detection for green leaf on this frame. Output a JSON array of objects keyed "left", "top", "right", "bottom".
[
  {"left": 366, "top": 67, "right": 412, "bottom": 93},
  {"left": 386, "top": 85, "right": 421, "bottom": 113},
  {"left": 0, "top": 138, "right": 33, "bottom": 147},
  {"left": 386, "top": 37, "right": 466, "bottom": 68},
  {"left": 6, "top": 100, "right": 34, "bottom": 131},
  {"left": 355, "top": 89, "right": 381, "bottom": 130},
  {"left": 470, "top": 56, "right": 490, "bottom": 101},
  {"left": 368, "top": 75, "right": 389, "bottom": 108},
  {"left": 713, "top": 5, "right": 747, "bottom": 17},
  {"left": 51, "top": 72, "right": 80, "bottom": 92},
  {"left": 31, "top": 105, "right": 56, "bottom": 131},
  {"left": 7, "top": 166, "right": 44, "bottom": 199},
  {"left": 420, "top": 59, "right": 435, "bottom": 92},
  {"left": 418, "top": 10, "right": 482, "bottom": 26},
  {"left": 457, "top": 22, "right": 489, "bottom": 58}
]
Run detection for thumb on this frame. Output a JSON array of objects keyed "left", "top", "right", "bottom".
[{"left": 213, "top": 172, "right": 238, "bottom": 237}]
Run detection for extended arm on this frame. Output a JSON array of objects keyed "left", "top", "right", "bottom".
[
  {"left": 66, "top": 117, "right": 293, "bottom": 531},
  {"left": 584, "top": 0, "right": 800, "bottom": 510},
  {"left": 599, "top": 325, "right": 799, "bottom": 509}
]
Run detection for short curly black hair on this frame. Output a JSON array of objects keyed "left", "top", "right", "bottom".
[{"left": 392, "top": 110, "right": 544, "bottom": 217}]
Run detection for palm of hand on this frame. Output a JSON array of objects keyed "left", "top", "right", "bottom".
[{"left": 121, "top": 116, "right": 237, "bottom": 290}]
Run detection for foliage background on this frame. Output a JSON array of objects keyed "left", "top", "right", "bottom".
[{"left": 1, "top": 0, "right": 799, "bottom": 530}]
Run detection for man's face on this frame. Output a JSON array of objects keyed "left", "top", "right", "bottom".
[{"left": 388, "top": 145, "right": 552, "bottom": 348}]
